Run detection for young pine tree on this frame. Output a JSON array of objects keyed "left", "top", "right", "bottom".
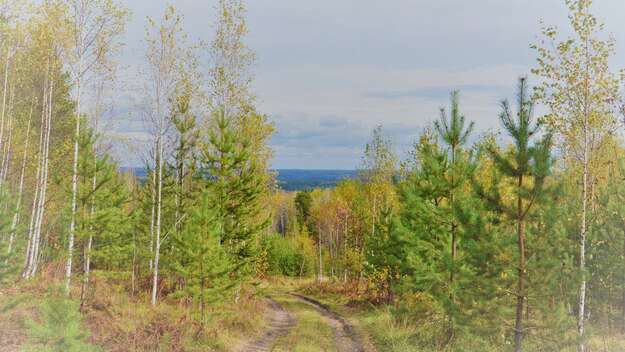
[
  {"left": 171, "top": 187, "right": 233, "bottom": 324},
  {"left": 24, "top": 290, "right": 100, "bottom": 352},
  {"left": 396, "top": 129, "right": 480, "bottom": 342},
  {"left": 433, "top": 90, "right": 474, "bottom": 289},
  {"left": 478, "top": 78, "right": 553, "bottom": 352},
  {"left": 202, "top": 108, "right": 269, "bottom": 280}
]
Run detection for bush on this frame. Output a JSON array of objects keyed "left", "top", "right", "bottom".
[
  {"left": 24, "top": 289, "right": 100, "bottom": 352},
  {"left": 262, "top": 233, "right": 315, "bottom": 276}
]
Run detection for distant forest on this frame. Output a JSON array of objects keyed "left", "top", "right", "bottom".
[{"left": 122, "top": 167, "right": 359, "bottom": 191}]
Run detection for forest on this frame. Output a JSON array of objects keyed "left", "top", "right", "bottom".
[{"left": 1, "top": 0, "right": 625, "bottom": 351}]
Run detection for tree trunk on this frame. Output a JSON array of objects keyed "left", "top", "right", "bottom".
[
  {"left": 81, "top": 154, "right": 97, "bottom": 308},
  {"left": 24, "top": 69, "right": 52, "bottom": 279},
  {"left": 23, "top": 64, "right": 50, "bottom": 278},
  {"left": 318, "top": 224, "right": 323, "bottom": 282},
  {"left": 31, "top": 74, "right": 53, "bottom": 277},
  {"left": 577, "top": 125, "right": 589, "bottom": 352},
  {"left": 66, "top": 72, "right": 82, "bottom": 295},
  {"left": 80, "top": 234, "right": 93, "bottom": 308},
  {"left": 514, "top": 174, "right": 526, "bottom": 352},
  {"left": 149, "top": 157, "right": 156, "bottom": 271},
  {"left": 151, "top": 135, "right": 163, "bottom": 306},
  {"left": 450, "top": 144, "right": 456, "bottom": 286}
]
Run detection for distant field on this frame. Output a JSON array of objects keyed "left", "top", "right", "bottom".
[{"left": 120, "top": 167, "right": 358, "bottom": 191}]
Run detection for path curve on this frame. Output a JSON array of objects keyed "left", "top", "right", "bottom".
[
  {"left": 238, "top": 296, "right": 296, "bottom": 352},
  {"left": 290, "top": 293, "right": 366, "bottom": 352}
]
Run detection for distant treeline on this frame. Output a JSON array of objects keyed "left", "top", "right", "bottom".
[{"left": 120, "top": 167, "right": 358, "bottom": 191}]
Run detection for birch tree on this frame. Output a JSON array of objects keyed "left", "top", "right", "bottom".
[
  {"left": 532, "top": 1, "right": 623, "bottom": 350},
  {"left": 143, "top": 5, "right": 189, "bottom": 306},
  {"left": 63, "top": 0, "right": 127, "bottom": 294},
  {"left": 22, "top": 3, "right": 66, "bottom": 279}
]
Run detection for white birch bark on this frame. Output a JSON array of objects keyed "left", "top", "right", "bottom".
[
  {"left": 23, "top": 69, "right": 48, "bottom": 278},
  {"left": 65, "top": 72, "right": 81, "bottom": 294},
  {"left": 28, "top": 72, "right": 53, "bottom": 278},
  {"left": 148, "top": 153, "right": 156, "bottom": 270},
  {"left": 151, "top": 135, "right": 163, "bottom": 306}
]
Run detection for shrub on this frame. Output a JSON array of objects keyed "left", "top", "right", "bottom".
[
  {"left": 24, "top": 290, "right": 100, "bottom": 352},
  {"left": 262, "top": 233, "right": 315, "bottom": 276}
]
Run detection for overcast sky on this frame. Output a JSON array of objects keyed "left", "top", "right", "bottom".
[{"left": 110, "top": 1, "right": 625, "bottom": 169}]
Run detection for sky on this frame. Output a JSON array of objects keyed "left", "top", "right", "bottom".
[{"left": 109, "top": 0, "right": 625, "bottom": 169}]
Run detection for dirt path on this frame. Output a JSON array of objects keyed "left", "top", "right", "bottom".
[
  {"left": 237, "top": 296, "right": 296, "bottom": 352},
  {"left": 290, "top": 293, "right": 366, "bottom": 352}
]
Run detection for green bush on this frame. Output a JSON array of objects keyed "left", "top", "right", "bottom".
[
  {"left": 24, "top": 290, "right": 100, "bottom": 352},
  {"left": 262, "top": 233, "right": 315, "bottom": 276}
]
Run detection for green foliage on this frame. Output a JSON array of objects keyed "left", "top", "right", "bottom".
[
  {"left": 395, "top": 94, "right": 488, "bottom": 340},
  {"left": 0, "top": 188, "right": 19, "bottom": 284},
  {"left": 294, "top": 190, "right": 313, "bottom": 231},
  {"left": 24, "top": 290, "right": 100, "bottom": 352},
  {"left": 262, "top": 233, "right": 315, "bottom": 277},
  {"left": 171, "top": 187, "right": 233, "bottom": 316},
  {"left": 202, "top": 108, "right": 270, "bottom": 277}
]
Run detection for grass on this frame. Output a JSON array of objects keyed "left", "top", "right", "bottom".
[
  {"left": 271, "top": 294, "right": 336, "bottom": 352},
  {"left": 0, "top": 271, "right": 269, "bottom": 352}
]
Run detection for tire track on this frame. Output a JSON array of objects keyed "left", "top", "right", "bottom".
[
  {"left": 238, "top": 296, "right": 296, "bottom": 352},
  {"left": 290, "top": 293, "right": 365, "bottom": 352}
]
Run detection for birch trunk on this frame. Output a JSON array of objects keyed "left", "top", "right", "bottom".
[
  {"left": 24, "top": 67, "right": 52, "bottom": 279},
  {"left": 149, "top": 155, "right": 156, "bottom": 270},
  {"left": 65, "top": 72, "right": 81, "bottom": 294},
  {"left": 577, "top": 36, "right": 592, "bottom": 352},
  {"left": 151, "top": 135, "right": 163, "bottom": 306},
  {"left": 23, "top": 69, "right": 48, "bottom": 278},
  {"left": 81, "top": 146, "right": 97, "bottom": 307},
  {"left": 30, "top": 75, "right": 53, "bottom": 277},
  {"left": 577, "top": 123, "right": 589, "bottom": 352}
]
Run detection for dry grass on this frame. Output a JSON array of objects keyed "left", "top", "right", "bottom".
[{"left": 0, "top": 270, "right": 269, "bottom": 352}]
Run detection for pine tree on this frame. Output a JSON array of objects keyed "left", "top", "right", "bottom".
[
  {"left": 24, "top": 290, "right": 100, "bottom": 352},
  {"left": 171, "top": 187, "right": 233, "bottom": 324},
  {"left": 433, "top": 91, "right": 474, "bottom": 309},
  {"left": 396, "top": 131, "right": 465, "bottom": 335},
  {"left": 202, "top": 108, "right": 269, "bottom": 280},
  {"left": 477, "top": 78, "right": 553, "bottom": 351}
]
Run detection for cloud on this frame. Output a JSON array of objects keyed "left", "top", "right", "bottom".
[
  {"left": 111, "top": 0, "right": 625, "bottom": 168},
  {"left": 364, "top": 84, "right": 509, "bottom": 100},
  {"left": 259, "top": 63, "right": 524, "bottom": 168}
]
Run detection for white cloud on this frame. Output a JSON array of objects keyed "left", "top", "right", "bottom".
[{"left": 108, "top": 0, "right": 625, "bottom": 168}]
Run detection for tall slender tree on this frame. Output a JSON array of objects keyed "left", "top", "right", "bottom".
[
  {"left": 143, "top": 5, "right": 191, "bottom": 305},
  {"left": 434, "top": 91, "right": 474, "bottom": 288},
  {"left": 64, "top": 0, "right": 127, "bottom": 295},
  {"left": 532, "top": 1, "right": 623, "bottom": 349},
  {"left": 479, "top": 78, "right": 553, "bottom": 352}
]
